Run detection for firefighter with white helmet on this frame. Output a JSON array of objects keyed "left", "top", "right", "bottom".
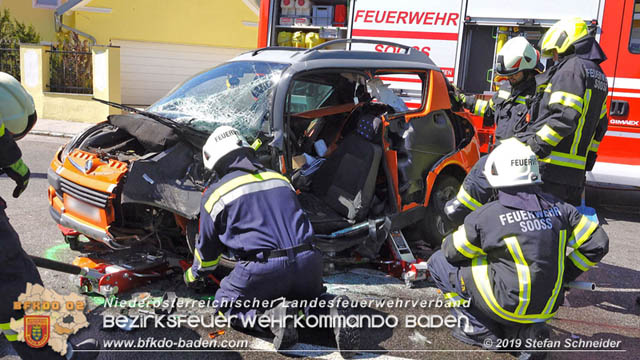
[
  {"left": 0, "top": 72, "right": 98, "bottom": 359},
  {"left": 447, "top": 37, "right": 542, "bottom": 225},
  {"left": 458, "top": 36, "right": 542, "bottom": 141},
  {"left": 428, "top": 139, "right": 609, "bottom": 358},
  {"left": 185, "top": 126, "right": 360, "bottom": 356}
]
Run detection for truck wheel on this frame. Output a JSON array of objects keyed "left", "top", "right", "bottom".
[{"left": 424, "top": 175, "right": 460, "bottom": 248}]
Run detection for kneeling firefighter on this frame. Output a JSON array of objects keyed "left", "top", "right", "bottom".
[
  {"left": 184, "top": 126, "right": 360, "bottom": 356},
  {"left": 428, "top": 139, "right": 609, "bottom": 357},
  {"left": 447, "top": 36, "right": 542, "bottom": 224},
  {"left": 0, "top": 72, "right": 98, "bottom": 359}
]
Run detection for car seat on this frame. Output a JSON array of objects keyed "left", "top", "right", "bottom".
[{"left": 298, "top": 112, "right": 383, "bottom": 233}]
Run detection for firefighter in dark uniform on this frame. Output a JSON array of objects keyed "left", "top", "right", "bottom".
[
  {"left": 445, "top": 18, "right": 608, "bottom": 228},
  {"left": 428, "top": 139, "right": 609, "bottom": 357},
  {"left": 521, "top": 17, "right": 609, "bottom": 205},
  {"left": 183, "top": 126, "right": 359, "bottom": 356},
  {"left": 447, "top": 37, "right": 543, "bottom": 224},
  {"left": 0, "top": 73, "right": 97, "bottom": 359}
]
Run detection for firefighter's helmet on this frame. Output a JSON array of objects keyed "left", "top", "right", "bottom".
[
  {"left": 495, "top": 37, "right": 540, "bottom": 76},
  {"left": 540, "top": 17, "right": 589, "bottom": 57},
  {"left": 202, "top": 125, "right": 251, "bottom": 170},
  {"left": 483, "top": 138, "right": 543, "bottom": 188},
  {"left": 0, "top": 72, "right": 37, "bottom": 140}
]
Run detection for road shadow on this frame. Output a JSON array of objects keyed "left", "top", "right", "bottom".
[
  {"left": 563, "top": 262, "right": 640, "bottom": 318},
  {"left": 548, "top": 326, "right": 640, "bottom": 360}
]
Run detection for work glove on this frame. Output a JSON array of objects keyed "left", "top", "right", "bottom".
[
  {"left": 183, "top": 267, "right": 205, "bottom": 291},
  {"left": 3, "top": 158, "right": 30, "bottom": 198}
]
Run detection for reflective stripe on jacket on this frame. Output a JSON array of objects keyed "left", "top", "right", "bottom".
[
  {"left": 191, "top": 155, "right": 315, "bottom": 281},
  {"left": 524, "top": 38, "right": 608, "bottom": 186},
  {"left": 441, "top": 190, "right": 608, "bottom": 325}
]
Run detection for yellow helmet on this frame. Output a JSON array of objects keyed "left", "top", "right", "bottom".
[{"left": 540, "top": 17, "right": 588, "bottom": 57}]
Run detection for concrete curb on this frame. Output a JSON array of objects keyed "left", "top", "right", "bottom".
[{"left": 30, "top": 130, "right": 75, "bottom": 138}]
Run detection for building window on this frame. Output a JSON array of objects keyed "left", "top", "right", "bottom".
[
  {"left": 33, "top": 0, "right": 61, "bottom": 9},
  {"left": 630, "top": 1, "right": 640, "bottom": 53}
]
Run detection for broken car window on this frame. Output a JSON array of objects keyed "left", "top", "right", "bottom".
[{"left": 148, "top": 61, "right": 289, "bottom": 140}]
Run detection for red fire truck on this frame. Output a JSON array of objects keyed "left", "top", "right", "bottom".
[{"left": 258, "top": 0, "right": 640, "bottom": 189}]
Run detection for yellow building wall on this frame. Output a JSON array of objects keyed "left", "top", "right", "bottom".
[
  {"left": 74, "top": 0, "right": 258, "bottom": 48},
  {"left": 2, "top": 0, "right": 258, "bottom": 49},
  {"left": 1, "top": 0, "right": 59, "bottom": 43}
]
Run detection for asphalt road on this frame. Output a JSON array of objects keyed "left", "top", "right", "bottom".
[{"left": 1, "top": 134, "right": 639, "bottom": 360}]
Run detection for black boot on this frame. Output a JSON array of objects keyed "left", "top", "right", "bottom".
[
  {"left": 66, "top": 338, "right": 99, "bottom": 360},
  {"left": 330, "top": 295, "right": 360, "bottom": 359},
  {"left": 265, "top": 301, "right": 298, "bottom": 351},
  {"left": 517, "top": 323, "right": 550, "bottom": 360}
]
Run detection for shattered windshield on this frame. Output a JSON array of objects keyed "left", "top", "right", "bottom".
[{"left": 148, "top": 61, "right": 289, "bottom": 140}]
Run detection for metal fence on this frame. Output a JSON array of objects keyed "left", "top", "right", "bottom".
[
  {"left": 48, "top": 48, "right": 93, "bottom": 94},
  {"left": 0, "top": 47, "right": 20, "bottom": 80}
]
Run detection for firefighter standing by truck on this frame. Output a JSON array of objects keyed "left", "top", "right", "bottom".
[
  {"left": 428, "top": 139, "right": 609, "bottom": 358},
  {"left": 183, "top": 126, "right": 359, "bottom": 357},
  {"left": 446, "top": 17, "right": 609, "bottom": 226},
  {"left": 522, "top": 17, "right": 609, "bottom": 205},
  {"left": 0, "top": 72, "right": 97, "bottom": 359},
  {"left": 447, "top": 36, "right": 543, "bottom": 224}
]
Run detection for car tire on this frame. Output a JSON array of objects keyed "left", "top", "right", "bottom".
[{"left": 423, "top": 175, "right": 461, "bottom": 248}]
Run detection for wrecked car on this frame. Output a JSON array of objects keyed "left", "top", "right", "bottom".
[{"left": 47, "top": 40, "right": 480, "bottom": 270}]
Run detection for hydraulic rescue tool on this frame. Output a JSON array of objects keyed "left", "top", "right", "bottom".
[{"left": 29, "top": 255, "right": 220, "bottom": 296}]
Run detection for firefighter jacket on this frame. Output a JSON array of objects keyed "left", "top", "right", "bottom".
[
  {"left": 441, "top": 188, "right": 609, "bottom": 325},
  {"left": 186, "top": 151, "right": 315, "bottom": 282},
  {"left": 522, "top": 37, "right": 609, "bottom": 187},
  {"left": 465, "top": 76, "right": 537, "bottom": 141}
]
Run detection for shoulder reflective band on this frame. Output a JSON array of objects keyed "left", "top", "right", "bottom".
[
  {"left": 515, "top": 96, "right": 527, "bottom": 105},
  {"left": 195, "top": 249, "right": 221, "bottom": 270},
  {"left": 504, "top": 236, "right": 531, "bottom": 315},
  {"left": 589, "top": 139, "right": 600, "bottom": 153},
  {"left": 600, "top": 102, "right": 608, "bottom": 119},
  {"left": 444, "top": 292, "right": 469, "bottom": 307},
  {"left": 570, "top": 89, "right": 591, "bottom": 155},
  {"left": 539, "top": 151, "right": 586, "bottom": 170},
  {"left": 452, "top": 225, "right": 486, "bottom": 259},
  {"left": 567, "top": 215, "right": 598, "bottom": 249},
  {"left": 542, "top": 230, "right": 567, "bottom": 314},
  {"left": 0, "top": 122, "right": 4, "bottom": 137},
  {"left": 471, "top": 256, "right": 555, "bottom": 323},
  {"left": 549, "top": 91, "right": 584, "bottom": 114},
  {"left": 456, "top": 187, "right": 483, "bottom": 211},
  {"left": 536, "top": 124, "right": 563, "bottom": 146},
  {"left": 204, "top": 171, "right": 291, "bottom": 213},
  {"left": 474, "top": 99, "right": 490, "bottom": 117},
  {"left": 568, "top": 249, "right": 597, "bottom": 272}
]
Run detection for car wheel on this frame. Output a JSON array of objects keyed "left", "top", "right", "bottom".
[{"left": 424, "top": 175, "right": 461, "bottom": 248}]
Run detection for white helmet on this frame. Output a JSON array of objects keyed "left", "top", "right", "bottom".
[
  {"left": 495, "top": 37, "right": 540, "bottom": 76},
  {"left": 0, "top": 72, "right": 37, "bottom": 140},
  {"left": 483, "top": 138, "right": 542, "bottom": 188},
  {"left": 202, "top": 125, "right": 251, "bottom": 170}
]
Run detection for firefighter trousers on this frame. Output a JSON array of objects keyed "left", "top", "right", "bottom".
[
  {"left": 214, "top": 248, "right": 324, "bottom": 332},
  {"left": 0, "top": 208, "right": 64, "bottom": 359},
  {"left": 427, "top": 250, "right": 504, "bottom": 337}
]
